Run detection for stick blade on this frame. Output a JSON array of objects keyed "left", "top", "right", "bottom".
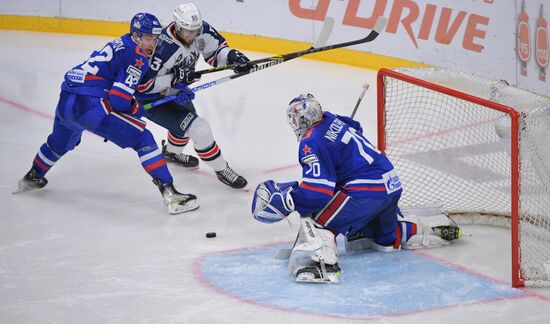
[
  {"left": 373, "top": 16, "right": 388, "bottom": 34},
  {"left": 313, "top": 16, "right": 335, "bottom": 48},
  {"left": 275, "top": 248, "right": 292, "bottom": 260}
]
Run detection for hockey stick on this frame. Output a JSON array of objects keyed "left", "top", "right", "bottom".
[
  {"left": 350, "top": 83, "right": 370, "bottom": 119},
  {"left": 143, "top": 16, "right": 387, "bottom": 110},
  {"left": 194, "top": 17, "right": 336, "bottom": 76},
  {"left": 275, "top": 232, "right": 299, "bottom": 260}
]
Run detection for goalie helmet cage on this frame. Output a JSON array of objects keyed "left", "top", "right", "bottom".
[{"left": 377, "top": 67, "right": 550, "bottom": 288}]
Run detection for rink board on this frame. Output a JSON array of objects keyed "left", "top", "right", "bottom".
[{"left": 196, "top": 243, "right": 525, "bottom": 319}]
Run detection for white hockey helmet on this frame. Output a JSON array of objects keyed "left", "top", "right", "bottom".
[
  {"left": 173, "top": 3, "right": 203, "bottom": 31},
  {"left": 287, "top": 93, "right": 323, "bottom": 139}
]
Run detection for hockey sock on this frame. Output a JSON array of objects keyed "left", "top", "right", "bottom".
[
  {"left": 186, "top": 117, "right": 227, "bottom": 171},
  {"left": 195, "top": 141, "right": 226, "bottom": 171},
  {"left": 396, "top": 221, "right": 417, "bottom": 247},
  {"left": 135, "top": 140, "right": 173, "bottom": 184},
  {"left": 166, "top": 131, "right": 190, "bottom": 154},
  {"left": 32, "top": 143, "right": 61, "bottom": 178},
  {"left": 373, "top": 222, "right": 417, "bottom": 249}
]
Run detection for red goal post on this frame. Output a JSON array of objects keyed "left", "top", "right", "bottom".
[{"left": 377, "top": 67, "right": 550, "bottom": 288}]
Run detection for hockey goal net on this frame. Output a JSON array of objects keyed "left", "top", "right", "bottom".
[{"left": 377, "top": 67, "right": 550, "bottom": 287}]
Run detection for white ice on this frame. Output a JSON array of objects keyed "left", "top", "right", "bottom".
[{"left": 1, "top": 30, "right": 550, "bottom": 324}]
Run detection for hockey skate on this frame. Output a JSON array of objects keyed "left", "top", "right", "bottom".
[
  {"left": 153, "top": 179, "right": 199, "bottom": 214},
  {"left": 161, "top": 140, "right": 199, "bottom": 169},
  {"left": 295, "top": 262, "right": 342, "bottom": 284},
  {"left": 433, "top": 226, "right": 461, "bottom": 241},
  {"left": 216, "top": 164, "right": 247, "bottom": 189},
  {"left": 13, "top": 168, "right": 48, "bottom": 194}
]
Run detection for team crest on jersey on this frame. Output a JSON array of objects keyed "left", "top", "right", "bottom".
[
  {"left": 175, "top": 54, "right": 183, "bottom": 66},
  {"left": 134, "top": 58, "right": 144, "bottom": 69},
  {"left": 302, "top": 144, "right": 312, "bottom": 155},
  {"left": 197, "top": 38, "right": 206, "bottom": 51},
  {"left": 126, "top": 65, "right": 142, "bottom": 78}
]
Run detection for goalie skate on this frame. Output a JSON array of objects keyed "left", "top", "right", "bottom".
[
  {"left": 13, "top": 168, "right": 48, "bottom": 194},
  {"left": 295, "top": 262, "right": 342, "bottom": 284},
  {"left": 161, "top": 140, "right": 199, "bottom": 169},
  {"left": 153, "top": 179, "right": 199, "bottom": 214},
  {"left": 399, "top": 206, "right": 461, "bottom": 249}
]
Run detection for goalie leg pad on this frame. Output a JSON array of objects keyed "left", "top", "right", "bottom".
[
  {"left": 398, "top": 206, "right": 461, "bottom": 249},
  {"left": 289, "top": 218, "right": 340, "bottom": 283}
]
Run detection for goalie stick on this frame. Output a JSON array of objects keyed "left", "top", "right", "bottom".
[
  {"left": 143, "top": 16, "right": 387, "bottom": 110},
  {"left": 351, "top": 83, "right": 370, "bottom": 119}
]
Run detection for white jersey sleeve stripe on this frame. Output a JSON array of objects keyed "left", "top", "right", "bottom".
[
  {"left": 302, "top": 177, "right": 336, "bottom": 187},
  {"left": 140, "top": 148, "right": 163, "bottom": 163},
  {"left": 345, "top": 178, "right": 385, "bottom": 186},
  {"left": 113, "top": 82, "right": 135, "bottom": 95}
]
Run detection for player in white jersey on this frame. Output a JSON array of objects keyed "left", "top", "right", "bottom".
[{"left": 136, "top": 3, "right": 249, "bottom": 189}]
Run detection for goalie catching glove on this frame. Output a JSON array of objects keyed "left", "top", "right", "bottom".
[{"left": 252, "top": 180, "right": 296, "bottom": 223}]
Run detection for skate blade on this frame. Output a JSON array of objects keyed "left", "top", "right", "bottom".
[
  {"left": 401, "top": 241, "right": 449, "bottom": 250},
  {"left": 12, "top": 181, "right": 34, "bottom": 194},
  {"left": 168, "top": 200, "right": 200, "bottom": 215},
  {"left": 295, "top": 272, "right": 341, "bottom": 284}
]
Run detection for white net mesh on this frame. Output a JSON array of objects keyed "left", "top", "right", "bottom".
[{"left": 380, "top": 67, "right": 550, "bottom": 286}]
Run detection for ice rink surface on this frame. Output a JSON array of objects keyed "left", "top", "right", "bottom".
[{"left": 1, "top": 31, "right": 550, "bottom": 324}]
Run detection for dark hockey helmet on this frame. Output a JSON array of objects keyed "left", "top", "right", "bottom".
[
  {"left": 130, "top": 13, "right": 162, "bottom": 37},
  {"left": 287, "top": 93, "right": 323, "bottom": 140}
]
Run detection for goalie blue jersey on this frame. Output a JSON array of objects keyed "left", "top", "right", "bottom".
[
  {"left": 290, "top": 112, "right": 402, "bottom": 216},
  {"left": 61, "top": 34, "right": 148, "bottom": 113}
]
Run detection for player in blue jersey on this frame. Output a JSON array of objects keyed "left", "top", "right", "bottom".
[
  {"left": 251, "top": 93, "right": 461, "bottom": 283},
  {"left": 14, "top": 13, "right": 199, "bottom": 215},
  {"left": 136, "top": 3, "right": 248, "bottom": 189}
]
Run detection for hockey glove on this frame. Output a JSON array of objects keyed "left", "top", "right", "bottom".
[
  {"left": 173, "top": 84, "right": 195, "bottom": 105},
  {"left": 172, "top": 65, "right": 201, "bottom": 85},
  {"left": 252, "top": 180, "right": 295, "bottom": 224},
  {"left": 227, "top": 49, "right": 252, "bottom": 73}
]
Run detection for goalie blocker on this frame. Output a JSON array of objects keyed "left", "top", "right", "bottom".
[{"left": 252, "top": 180, "right": 461, "bottom": 283}]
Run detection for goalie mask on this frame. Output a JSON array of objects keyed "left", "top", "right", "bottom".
[{"left": 287, "top": 93, "right": 323, "bottom": 140}]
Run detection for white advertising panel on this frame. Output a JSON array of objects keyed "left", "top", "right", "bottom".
[{"left": 1, "top": 0, "right": 548, "bottom": 96}]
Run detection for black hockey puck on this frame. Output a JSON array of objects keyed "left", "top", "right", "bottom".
[{"left": 206, "top": 232, "right": 217, "bottom": 238}]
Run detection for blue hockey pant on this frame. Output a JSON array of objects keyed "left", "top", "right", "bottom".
[{"left": 31, "top": 91, "right": 173, "bottom": 184}]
